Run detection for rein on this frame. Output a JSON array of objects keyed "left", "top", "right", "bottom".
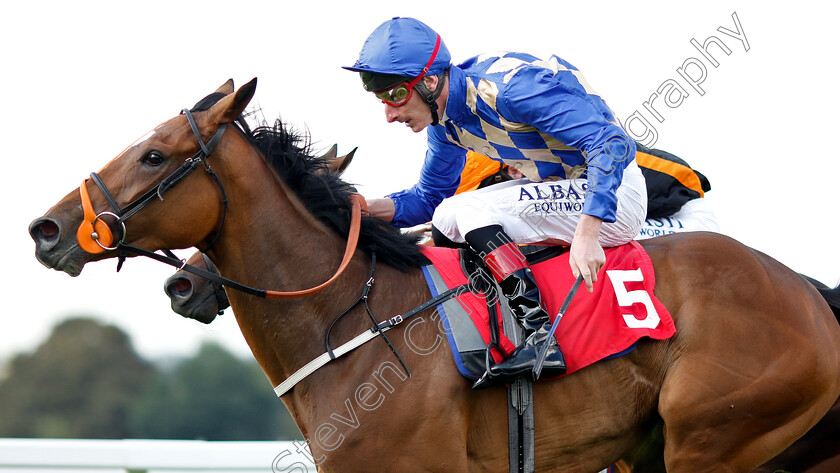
[{"left": 121, "top": 195, "right": 364, "bottom": 300}]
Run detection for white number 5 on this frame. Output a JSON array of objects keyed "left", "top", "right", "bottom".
[{"left": 606, "top": 268, "right": 660, "bottom": 329}]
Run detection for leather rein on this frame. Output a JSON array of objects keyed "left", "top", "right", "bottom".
[{"left": 76, "top": 108, "right": 364, "bottom": 299}]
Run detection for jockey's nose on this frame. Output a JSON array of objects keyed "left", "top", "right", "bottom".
[{"left": 384, "top": 105, "right": 400, "bottom": 123}]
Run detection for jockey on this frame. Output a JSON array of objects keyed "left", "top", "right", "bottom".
[{"left": 345, "top": 17, "right": 648, "bottom": 385}]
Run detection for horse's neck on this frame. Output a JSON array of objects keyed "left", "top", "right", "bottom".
[
  {"left": 201, "top": 142, "right": 438, "bottom": 443},
  {"left": 202, "top": 151, "right": 357, "bottom": 378}
]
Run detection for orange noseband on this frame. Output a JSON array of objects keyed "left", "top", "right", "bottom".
[{"left": 76, "top": 178, "right": 123, "bottom": 254}]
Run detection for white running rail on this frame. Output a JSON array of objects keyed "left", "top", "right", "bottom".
[
  {"left": 0, "top": 438, "right": 317, "bottom": 472},
  {"left": 0, "top": 438, "right": 611, "bottom": 472}
]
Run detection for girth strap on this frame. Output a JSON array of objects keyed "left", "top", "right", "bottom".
[
  {"left": 274, "top": 281, "right": 471, "bottom": 397},
  {"left": 500, "top": 287, "right": 534, "bottom": 473},
  {"left": 508, "top": 378, "right": 535, "bottom": 473}
]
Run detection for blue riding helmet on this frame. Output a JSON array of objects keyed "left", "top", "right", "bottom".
[
  {"left": 344, "top": 17, "right": 451, "bottom": 125},
  {"left": 343, "top": 17, "right": 451, "bottom": 81}
]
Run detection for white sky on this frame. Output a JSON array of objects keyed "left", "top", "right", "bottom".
[{"left": 2, "top": 1, "right": 838, "bottom": 365}]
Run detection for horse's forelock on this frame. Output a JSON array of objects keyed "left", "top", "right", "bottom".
[{"left": 190, "top": 92, "right": 228, "bottom": 113}]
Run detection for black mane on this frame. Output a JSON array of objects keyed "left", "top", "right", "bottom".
[
  {"left": 189, "top": 92, "right": 428, "bottom": 270},
  {"left": 245, "top": 118, "right": 428, "bottom": 271}
]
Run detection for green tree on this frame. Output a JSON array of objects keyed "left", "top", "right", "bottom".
[
  {"left": 0, "top": 317, "right": 153, "bottom": 438},
  {"left": 129, "top": 342, "right": 300, "bottom": 440}
]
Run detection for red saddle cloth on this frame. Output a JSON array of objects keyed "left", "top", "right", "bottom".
[{"left": 420, "top": 240, "right": 675, "bottom": 377}]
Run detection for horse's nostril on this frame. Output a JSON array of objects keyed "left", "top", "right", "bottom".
[
  {"left": 29, "top": 218, "right": 62, "bottom": 252},
  {"left": 38, "top": 220, "right": 59, "bottom": 238},
  {"left": 167, "top": 277, "right": 193, "bottom": 297}
]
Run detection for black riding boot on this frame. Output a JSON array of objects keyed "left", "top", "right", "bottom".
[
  {"left": 487, "top": 268, "right": 566, "bottom": 379},
  {"left": 465, "top": 226, "right": 566, "bottom": 389}
]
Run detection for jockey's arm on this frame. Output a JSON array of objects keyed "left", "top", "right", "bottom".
[
  {"left": 367, "top": 198, "right": 396, "bottom": 222},
  {"left": 569, "top": 214, "right": 605, "bottom": 292},
  {"left": 501, "top": 68, "right": 635, "bottom": 290},
  {"left": 501, "top": 67, "right": 635, "bottom": 224}
]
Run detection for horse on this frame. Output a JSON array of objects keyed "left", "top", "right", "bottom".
[
  {"left": 165, "top": 254, "right": 840, "bottom": 472},
  {"left": 803, "top": 276, "right": 840, "bottom": 320},
  {"left": 29, "top": 79, "right": 840, "bottom": 472},
  {"left": 164, "top": 252, "right": 840, "bottom": 473}
]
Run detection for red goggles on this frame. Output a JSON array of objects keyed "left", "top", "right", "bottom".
[{"left": 373, "top": 35, "right": 441, "bottom": 107}]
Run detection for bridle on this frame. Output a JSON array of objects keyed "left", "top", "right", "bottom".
[
  {"left": 76, "top": 107, "right": 364, "bottom": 299},
  {"left": 74, "top": 105, "right": 469, "bottom": 395},
  {"left": 77, "top": 109, "right": 228, "bottom": 261},
  {"left": 202, "top": 253, "right": 230, "bottom": 316}
]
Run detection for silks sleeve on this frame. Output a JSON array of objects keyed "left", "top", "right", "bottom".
[{"left": 499, "top": 67, "right": 635, "bottom": 223}]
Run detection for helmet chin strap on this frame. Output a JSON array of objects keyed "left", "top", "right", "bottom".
[{"left": 415, "top": 73, "right": 446, "bottom": 126}]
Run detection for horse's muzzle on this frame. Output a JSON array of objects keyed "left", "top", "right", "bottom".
[
  {"left": 29, "top": 216, "right": 88, "bottom": 276},
  {"left": 164, "top": 273, "right": 220, "bottom": 324},
  {"left": 165, "top": 273, "right": 195, "bottom": 303}
]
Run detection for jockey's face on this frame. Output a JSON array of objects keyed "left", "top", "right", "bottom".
[{"left": 383, "top": 76, "right": 446, "bottom": 133}]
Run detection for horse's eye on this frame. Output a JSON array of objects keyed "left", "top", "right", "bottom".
[{"left": 143, "top": 151, "right": 165, "bottom": 166}]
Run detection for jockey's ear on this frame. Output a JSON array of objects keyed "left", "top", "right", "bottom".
[
  {"left": 215, "top": 79, "right": 235, "bottom": 95},
  {"left": 207, "top": 78, "right": 256, "bottom": 126},
  {"left": 423, "top": 75, "right": 440, "bottom": 92}
]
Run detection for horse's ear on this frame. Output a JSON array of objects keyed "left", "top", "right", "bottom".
[
  {"left": 321, "top": 144, "right": 339, "bottom": 161},
  {"left": 208, "top": 78, "right": 257, "bottom": 125},
  {"left": 333, "top": 147, "right": 357, "bottom": 175},
  {"left": 215, "top": 79, "right": 235, "bottom": 95}
]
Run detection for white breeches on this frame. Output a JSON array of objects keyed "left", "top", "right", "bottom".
[
  {"left": 432, "top": 161, "right": 648, "bottom": 247},
  {"left": 635, "top": 197, "right": 720, "bottom": 240}
]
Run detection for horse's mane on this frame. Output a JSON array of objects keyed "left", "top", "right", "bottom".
[
  {"left": 191, "top": 93, "right": 428, "bottom": 270},
  {"left": 250, "top": 119, "right": 429, "bottom": 270}
]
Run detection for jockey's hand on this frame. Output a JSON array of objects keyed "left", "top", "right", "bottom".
[
  {"left": 367, "top": 198, "right": 396, "bottom": 222},
  {"left": 569, "top": 214, "right": 606, "bottom": 292}
]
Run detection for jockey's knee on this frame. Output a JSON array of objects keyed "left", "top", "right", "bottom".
[
  {"left": 431, "top": 225, "right": 469, "bottom": 249},
  {"left": 431, "top": 197, "right": 461, "bottom": 241}
]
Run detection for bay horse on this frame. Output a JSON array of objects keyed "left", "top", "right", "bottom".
[
  {"left": 164, "top": 257, "right": 840, "bottom": 472},
  {"left": 164, "top": 254, "right": 840, "bottom": 473},
  {"left": 29, "top": 79, "right": 840, "bottom": 472}
]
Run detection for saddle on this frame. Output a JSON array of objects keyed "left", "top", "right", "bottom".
[{"left": 418, "top": 241, "right": 676, "bottom": 381}]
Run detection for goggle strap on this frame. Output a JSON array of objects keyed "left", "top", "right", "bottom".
[{"left": 374, "top": 34, "right": 442, "bottom": 101}]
